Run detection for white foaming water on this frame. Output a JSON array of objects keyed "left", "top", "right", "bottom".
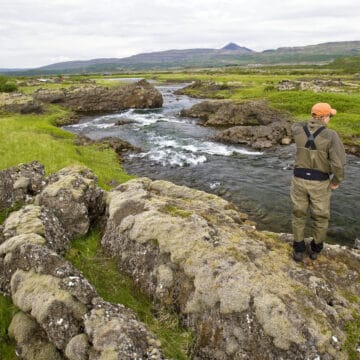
[
  {"left": 129, "top": 132, "right": 262, "bottom": 167},
  {"left": 195, "top": 141, "right": 263, "bottom": 156},
  {"left": 66, "top": 109, "right": 188, "bottom": 131}
]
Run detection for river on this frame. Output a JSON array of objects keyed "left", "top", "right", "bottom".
[{"left": 63, "top": 82, "right": 360, "bottom": 246}]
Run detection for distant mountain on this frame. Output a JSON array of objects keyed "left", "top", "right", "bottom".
[
  {"left": 221, "top": 42, "right": 252, "bottom": 51},
  {"left": 0, "top": 68, "right": 26, "bottom": 73},
  {"left": 2, "top": 41, "right": 360, "bottom": 75},
  {"left": 37, "top": 43, "right": 255, "bottom": 73}
]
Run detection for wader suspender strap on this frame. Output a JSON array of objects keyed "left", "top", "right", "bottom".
[{"left": 303, "top": 125, "right": 325, "bottom": 150}]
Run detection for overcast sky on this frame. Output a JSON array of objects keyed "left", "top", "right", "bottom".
[{"left": 1, "top": 0, "right": 359, "bottom": 68}]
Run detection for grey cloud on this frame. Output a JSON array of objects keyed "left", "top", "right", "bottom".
[{"left": 1, "top": 0, "right": 359, "bottom": 67}]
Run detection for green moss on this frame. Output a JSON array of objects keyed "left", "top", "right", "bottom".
[
  {"left": 163, "top": 205, "right": 193, "bottom": 218},
  {"left": 343, "top": 313, "right": 360, "bottom": 360},
  {"left": 149, "top": 238, "right": 159, "bottom": 247},
  {"left": 225, "top": 246, "right": 246, "bottom": 262},
  {"left": 0, "top": 295, "right": 18, "bottom": 360},
  {"left": 344, "top": 293, "right": 360, "bottom": 304},
  {"left": 66, "top": 228, "right": 193, "bottom": 360}
]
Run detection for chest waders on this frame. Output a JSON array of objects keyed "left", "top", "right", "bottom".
[{"left": 292, "top": 124, "right": 328, "bottom": 260}]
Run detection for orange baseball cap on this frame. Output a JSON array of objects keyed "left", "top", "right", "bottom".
[{"left": 311, "top": 103, "right": 337, "bottom": 117}]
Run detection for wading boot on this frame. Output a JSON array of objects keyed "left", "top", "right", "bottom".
[
  {"left": 293, "top": 251, "right": 305, "bottom": 262},
  {"left": 308, "top": 240, "right": 323, "bottom": 261},
  {"left": 293, "top": 240, "right": 306, "bottom": 262}
]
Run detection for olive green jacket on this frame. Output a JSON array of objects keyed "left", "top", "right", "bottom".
[{"left": 292, "top": 118, "right": 346, "bottom": 185}]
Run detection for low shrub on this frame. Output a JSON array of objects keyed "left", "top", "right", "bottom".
[{"left": 0, "top": 76, "right": 18, "bottom": 93}]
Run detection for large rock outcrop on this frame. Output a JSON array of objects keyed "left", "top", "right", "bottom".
[
  {"left": 2, "top": 163, "right": 359, "bottom": 359},
  {"left": 0, "top": 165, "right": 166, "bottom": 360},
  {"left": 33, "top": 79, "right": 163, "bottom": 113},
  {"left": 181, "top": 100, "right": 292, "bottom": 149},
  {"left": 102, "top": 177, "right": 360, "bottom": 360},
  {"left": 0, "top": 161, "right": 46, "bottom": 209}
]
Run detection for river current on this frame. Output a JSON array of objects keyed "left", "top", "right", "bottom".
[{"left": 64, "top": 82, "right": 360, "bottom": 246}]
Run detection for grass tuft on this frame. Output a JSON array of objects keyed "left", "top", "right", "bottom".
[
  {"left": 0, "top": 295, "right": 18, "bottom": 360},
  {"left": 66, "top": 228, "right": 193, "bottom": 359},
  {"left": 343, "top": 313, "right": 360, "bottom": 360}
]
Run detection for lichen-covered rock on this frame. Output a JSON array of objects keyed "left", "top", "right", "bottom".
[
  {"left": 0, "top": 233, "right": 46, "bottom": 256},
  {"left": 35, "top": 166, "right": 105, "bottom": 238},
  {"left": 65, "top": 334, "right": 90, "bottom": 360},
  {"left": 1, "top": 164, "right": 167, "bottom": 360},
  {"left": 33, "top": 80, "right": 163, "bottom": 113},
  {"left": 84, "top": 299, "right": 165, "bottom": 360},
  {"left": 277, "top": 79, "right": 351, "bottom": 93},
  {"left": 0, "top": 240, "right": 98, "bottom": 302},
  {"left": 8, "top": 311, "right": 64, "bottom": 360},
  {"left": 11, "top": 269, "right": 88, "bottom": 351},
  {"left": 0, "top": 92, "right": 43, "bottom": 114},
  {"left": 102, "top": 177, "right": 360, "bottom": 360},
  {"left": 2, "top": 204, "right": 70, "bottom": 254},
  {"left": 0, "top": 161, "right": 46, "bottom": 209}
]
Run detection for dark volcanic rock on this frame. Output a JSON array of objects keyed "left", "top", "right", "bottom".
[
  {"left": 74, "top": 135, "right": 140, "bottom": 157},
  {"left": 214, "top": 122, "right": 292, "bottom": 149},
  {"left": 33, "top": 79, "right": 163, "bottom": 113},
  {"left": 181, "top": 100, "right": 293, "bottom": 149},
  {"left": 344, "top": 143, "right": 360, "bottom": 157},
  {"left": 181, "top": 99, "right": 290, "bottom": 126}
]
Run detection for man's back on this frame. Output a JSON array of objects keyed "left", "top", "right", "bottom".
[{"left": 292, "top": 119, "right": 346, "bottom": 184}]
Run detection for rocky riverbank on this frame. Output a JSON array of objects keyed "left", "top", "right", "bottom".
[
  {"left": 0, "top": 79, "right": 163, "bottom": 115},
  {"left": 1, "top": 162, "right": 359, "bottom": 359}
]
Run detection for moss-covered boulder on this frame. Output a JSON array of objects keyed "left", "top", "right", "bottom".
[
  {"left": 102, "top": 177, "right": 360, "bottom": 360},
  {"left": 35, "top": 166, "right": 105, "bottom": 238},
  {"left": 11, "top": 269, "right": 87, "bottom": 350},
  {"left": 84, "top": 299, "right": 164, "bottom": 360},
  {"left": 2, "top": 204, "right": 70, "bottom": 254},
  {"left": 8, "top": 311, "right": 64, "bottom": 360}
]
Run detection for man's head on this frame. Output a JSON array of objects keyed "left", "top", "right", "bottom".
[{"left": 311, "top": 103, "right": 337, "bottom": 123}]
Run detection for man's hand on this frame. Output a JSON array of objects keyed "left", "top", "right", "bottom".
[{"left": 330, "top": 183, "right": 339, "bottom": 190}]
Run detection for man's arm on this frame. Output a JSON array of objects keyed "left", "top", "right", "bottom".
[{"left": 329, "top": 131, "right": 346, "bottom": 188}]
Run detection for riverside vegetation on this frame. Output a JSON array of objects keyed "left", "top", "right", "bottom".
[{"left": 0, "top": 67, "right": 359, "bottom": 359}]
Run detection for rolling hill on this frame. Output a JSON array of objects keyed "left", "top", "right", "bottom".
[{"left": 2, "top": 41, "right": 360, "bottom": 75}]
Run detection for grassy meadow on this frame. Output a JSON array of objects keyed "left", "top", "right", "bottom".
[{"left": 0, "top": 65, "right": 359, "bottom": 359}]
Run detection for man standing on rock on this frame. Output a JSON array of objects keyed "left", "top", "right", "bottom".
[{"left": 291, "top": 103, "right": 346, "bottom": 261}]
